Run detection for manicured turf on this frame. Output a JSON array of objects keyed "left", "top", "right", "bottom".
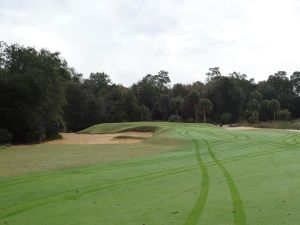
[{"left": 0, "top": 122, "right": 300, "bottom": 225}]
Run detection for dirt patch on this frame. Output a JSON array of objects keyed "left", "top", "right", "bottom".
[{"left": 45, "top": 131, "right": 154, "bottom": 145}]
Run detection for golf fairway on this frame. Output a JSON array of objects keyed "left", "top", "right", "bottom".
[{"left": 0, "top": 122, "right": 299, "bottom": 225}]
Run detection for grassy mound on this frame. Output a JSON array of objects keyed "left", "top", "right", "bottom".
[{"left": 78, "top": 122, "right": 161, "bottom": 134}]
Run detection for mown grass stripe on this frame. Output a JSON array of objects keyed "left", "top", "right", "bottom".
[
  {"left": 0, "top": 164, "right": 200, "bottom": 219},
  {"left": 203, "top": 139, "right": 246, "bottom": 225},
  {"left": 183, "top": 139, "right": 209, "bottom": 225}
]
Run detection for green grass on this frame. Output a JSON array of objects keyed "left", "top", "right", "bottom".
[
  {"left": 1, "top": 122, "right": 300, "bottom": 225},
  {"left": 78, "top": 122, "right": 162, "bottom": 134}
]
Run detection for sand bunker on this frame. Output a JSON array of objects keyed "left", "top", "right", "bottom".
[
  {"left": 223, "top": 126, "right": 258, "bottom": 130},
  {"left": 45, "top": 131, "right": 154, "bottom": 145}
]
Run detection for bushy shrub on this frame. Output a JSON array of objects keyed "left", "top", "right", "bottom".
[
  {"left": 248, "top": 115, "right": 257, "bottom": 124},
  {"left": 168, "top": 115, "right": 181, "bottom": 122},
  {"left": 220, "top": 112, "right": 232, "bottom": 124},
  {"left": 277, "top": 109, "right": 291, "bottom": 121},
  {"left": 291, "top": 121, "right": 300, "bottom": 130},
  {"left": 0, "top": 128, "right": 12, "bottom": 144},
  {"left": 185, "top": 117, "right": 195, "bottom": 123}
]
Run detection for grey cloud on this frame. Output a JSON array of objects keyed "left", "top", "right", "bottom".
[{"left": 1, "top": 0, "right": 300, "bottom": 86}]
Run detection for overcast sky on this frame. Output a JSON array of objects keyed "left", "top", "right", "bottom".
[{"left": 1, "top": 0, "right": 300, "bottom": 86}]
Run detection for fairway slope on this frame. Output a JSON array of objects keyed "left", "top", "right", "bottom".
[{"left": 1, "top": 122, "right": 300, "bottom": 225}]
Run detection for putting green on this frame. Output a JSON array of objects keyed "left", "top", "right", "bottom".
[{"left": 0, "top": 122, "right": 300, "bottom": 225}]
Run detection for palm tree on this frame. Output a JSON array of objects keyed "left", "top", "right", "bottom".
[
  {"left": 169, "top": 97, "right": 183, "bottom": 122},
  {"left": 189, "top": 90, "right": 200, "bottom": 122},
  {"left": 247, "top": 98, "right": 260, "bottom": 123},
  {"left": 199, "top": 98, "right": 213, "bottom": 123},
  {"left": 270, "top": 99, "right": 280, "bottom": 121}
]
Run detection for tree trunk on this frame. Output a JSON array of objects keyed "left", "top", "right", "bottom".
[
  {"left": 203, "top": 110, "right": 206, "bottom": 123},
  {"left": 194, "top": 104, "right": 197, "bottom": 123},
  {"left": 274, "top": 111, "right": 276, "bottom": 121},
  {"left": 176, "top": 109, "right": 179, "bottom": 122}
]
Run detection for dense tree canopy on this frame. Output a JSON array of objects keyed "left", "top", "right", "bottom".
[
  {"left": 1, "top": 42, "right": 300, "bottom": 143},
  {"left": 0, "top": 42, "right": 70, "bottom": 143}
]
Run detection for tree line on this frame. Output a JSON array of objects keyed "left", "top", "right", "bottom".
[{"left": 1, "top": 42, "right": 300, "bottom": 143}]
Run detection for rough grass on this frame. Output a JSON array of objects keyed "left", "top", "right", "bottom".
[
  {"left": 1, "top": 122, "right": 300, "bottom": 225},
  {"left": 242, "top": 120, "right": 300, "bottom": 130}
]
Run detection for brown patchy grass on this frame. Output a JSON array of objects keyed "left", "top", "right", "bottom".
[{"left": 0, "top": 131, "right": 176, "bottom": 177}]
